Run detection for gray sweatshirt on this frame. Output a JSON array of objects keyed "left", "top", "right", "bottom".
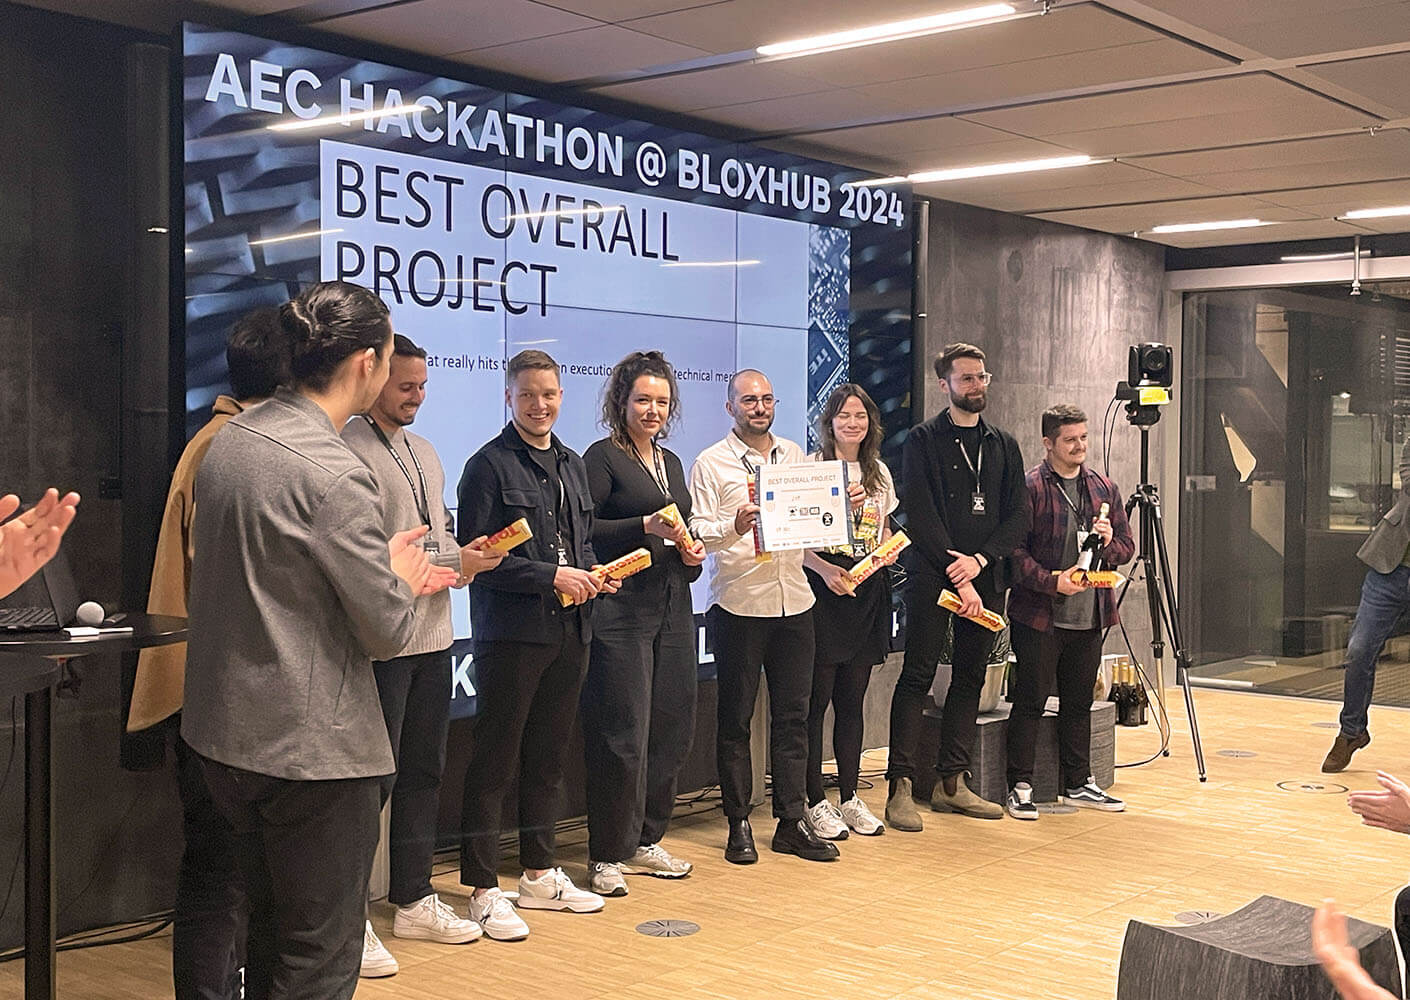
[
  {"left": 182, "top": 389, "right": 416, "bottom": 780},
  {"left": 341, "top": 415, "right": 455, "bottom": 658}
]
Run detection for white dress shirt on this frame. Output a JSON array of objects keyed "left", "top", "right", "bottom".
[{"left": 688, "top": 430, "right": 816, "bottom": 618}]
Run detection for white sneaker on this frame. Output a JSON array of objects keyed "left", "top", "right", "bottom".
[
  {"left": 393, "top": 892, "right": 483, "bottom": 944},
  {"left": 622, "top": 843, "right": 693, "bottom": 878},
  {"left": 839, "top": 794, "right": 885, "bottom": 835},
  {"left": 1006, "top": 782, "right": 1039, "bottom": 821},
  {"left": 360, "top": 920, "right": 398, "bottom": 978},
  {"left": 588, "top": 861, "right": 628, "bottom": 897},
  {"left": 468, "top": 887, "right": 530, "bottom": 941},
  {"left": 516, "top": 868, "right": 605, "bottom": 913},
  {"left": 804, "top": 798, "right": 850, "bottom": 841}
]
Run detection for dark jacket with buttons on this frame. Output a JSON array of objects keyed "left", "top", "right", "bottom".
[{"left": 456, "top": 423, "right": 597, "bottom": 645}]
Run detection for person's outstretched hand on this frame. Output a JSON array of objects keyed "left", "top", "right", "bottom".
[
  {"left": 1347, "top": 771, "right": 1410, "bottom": 835},
  {"left": 1312, "top": 900, "right": 1395, "bottom": 1000},
  {"left": 0, "top": 489, "right": 80, "bottom": 599}
]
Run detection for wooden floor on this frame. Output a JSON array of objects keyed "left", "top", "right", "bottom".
[{"left": 5, "top": 687, "right": 1408, "bottom": 1000}]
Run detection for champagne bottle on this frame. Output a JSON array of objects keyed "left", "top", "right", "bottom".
[{"left": 1077, "top": 501, "right": 1109, "bottom": 572}]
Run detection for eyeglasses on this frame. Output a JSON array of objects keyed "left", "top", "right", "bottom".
[
  {"left": 738, "top": 395, "right": 777, "bottom": 409},
  {"left": 954, "top": 372, "right": 992, "bottom": 387}
]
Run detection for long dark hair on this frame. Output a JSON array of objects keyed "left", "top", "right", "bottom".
[
  {"left": 600, "top": 350, "right": 681, "bottom": 452},
  {"left": 818, "top": 383, "right": 885, "bottom": 494},
  {"left": 279, "top": 281, "right": 392, "bottom": 391}
]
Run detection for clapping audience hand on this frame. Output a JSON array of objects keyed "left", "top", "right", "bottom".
[
  {"left": 1347, "top": 771, "right": 1410, "bottom": 835},
  {"left": 1313, "top": 901, "right": 1396, "bottom": 1000}
]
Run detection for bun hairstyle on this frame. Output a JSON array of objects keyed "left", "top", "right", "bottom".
[{"left": 279, "top": 281, "right": 392, "bottom": 391}]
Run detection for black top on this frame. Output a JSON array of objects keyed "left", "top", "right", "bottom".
[
  {"left": 902, "top": 408, "right": 1028, "bottom": 593},
  {"left": 583, "top": 438, "right": 702, "bottom": 612},
  {"left": 456, "top": 423, "right": 597, "bottom": 645}
]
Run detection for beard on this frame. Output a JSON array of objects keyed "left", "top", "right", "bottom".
[{"left": 953, "top": 391, "right": 987, "bottom": 414}]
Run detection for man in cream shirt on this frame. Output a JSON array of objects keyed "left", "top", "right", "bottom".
[{"left": 689, "top": 369, "right": 838, "bottom": 865}]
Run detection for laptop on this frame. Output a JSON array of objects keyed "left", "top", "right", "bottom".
[{"left": 0, "top": 548, "right": 80, "bottom": 631}]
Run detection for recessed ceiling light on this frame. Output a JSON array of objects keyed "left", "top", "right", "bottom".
[
  {"left": 1280, "top": 250, "right": 1370, "bottom": 262},
  {"left": 757, "top": 4, "right": 1019, "bottom": 59},
  {"left": 908, "top": 154, "right": 1104, "bottom": 184},
  {"left": 1340, "top": 205, "right": 1410, "bottom": 220},
  {"left": 1148, "top": 219, "right": 1265, "bottom": 234}
]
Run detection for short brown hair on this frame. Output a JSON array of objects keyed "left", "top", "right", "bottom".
[
  {"left": 933, "top": 343, "right": 985, "bottom": 381},
  {"left": 506, "top": 349, "right": 560, "bottom": 385},
  {"left": 1041, "top": 403, "right": 1087, "bottom": 440}
]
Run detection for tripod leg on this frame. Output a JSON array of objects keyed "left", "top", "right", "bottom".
[{"left": 1148, "top": 493, "right": 1207, "bottom": 781}]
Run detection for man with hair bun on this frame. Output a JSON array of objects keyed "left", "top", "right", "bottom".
[{"left": 183, "top": 281, "right": 454, "bottom": 1000}]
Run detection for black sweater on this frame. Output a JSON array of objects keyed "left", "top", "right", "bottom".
[{"left": 583, "top": 438, "right": 702, "bottom": 609}]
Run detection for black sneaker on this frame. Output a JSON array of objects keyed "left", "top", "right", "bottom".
[
  {"left": 1006, "top": 782, "right": 1039, "bottom": 820},
  {"left": 771, "top": 819, "right": 840, "bottom": 861},
  {"left": 1061, "top": 778, "right": 1125, "bottom": 812}
]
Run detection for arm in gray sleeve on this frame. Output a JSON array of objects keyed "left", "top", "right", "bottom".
[{"left": 312, "top": 467, "right": 417, "bottom": 661}]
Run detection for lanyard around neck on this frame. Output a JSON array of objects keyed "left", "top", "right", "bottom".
[{"left": 363, "top": 416, "right": 431, "bottom": 527}]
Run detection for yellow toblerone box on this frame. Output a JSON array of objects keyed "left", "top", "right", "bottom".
[
  {"left": 846, "top": 531, "right": 910, "bottom": 587},
  {"left": 1051, "top": 568, "right": 1127, "bottom": 589},
  {"left": 656, "top": 503, "right": 696, "bottom": 549},
  {"left": 484, "top": 517, "right": 533, "bottom": 554},
  {"left": 938, "top": 589, "right": 1007, "bottom": 632},
  {"left": 558, "top": 547, "right": 653, "bottom": 606}
]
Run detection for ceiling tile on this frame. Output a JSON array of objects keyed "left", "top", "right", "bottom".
[
  {"left": 1129, "top": 131, "right": 1410, "bottom": 177},
  {"left": 1031, "top": 195, "right": 1318, "bottom": 235},
  {"left": 622, "top": 0, "right": 1010, "bottom": 56},
  {"left": 1128, "top": 1, "right": 1408, "bottom": 58},
  {"left": 1262, "top": 178, "right": 1410, "bottom": 212},
  {"left": 447, "top": 25, "right": 710, "bottom": 83},
  {"left": 1305, "top": 53, "right": 1410, "bottom": 117},
  {"left": 589, "top": 62, "right": 831, "bottom": 113},
  {"left": 694, "top": 88, "right": 911, "bottom": 135},
  {"left": 916, "top": 165, "right": 1222, "bottom": 215},
  {"left": 799, "top": 116, "right": 1042, "bottom": 154},
  {"left": 311, "top": 0, "right": 601, "bottom": 55},
  {"left": 852, "top": 37, "right": 1230, "bottom": 115},
  {"left": 1142, "top": 219, "right": 1377, "bottom": 248},
  {"left": 532, "top": 0, "right": 723, "bottom": 21}
]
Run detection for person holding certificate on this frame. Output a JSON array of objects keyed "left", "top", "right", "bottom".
[
  {"left": 689, "top": 370, "right": 839, "bottom": 863},
  {"left": 580, "top": 351, "right": 707, "bottom": 898},
  {"left": 801, "top": 384, "right": 898, "bottom": 839}
]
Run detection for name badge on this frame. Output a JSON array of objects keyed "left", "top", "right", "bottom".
[
  {"left": 422, "top": 538, "right": 440, "bottom": 556},
  {"left": 557, "top": 545, "right": 569, "bottom": 566},
  {"left": 971, "top": 492, "right": 987, "bottom": 515},
  {"left": 1076, "top": 529, "right": 1090, "bottom": 549}
]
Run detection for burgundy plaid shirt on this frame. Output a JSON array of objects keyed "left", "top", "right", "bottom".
[{"left": 1007, "top": 460, "right": 1135, "bottom": 633}]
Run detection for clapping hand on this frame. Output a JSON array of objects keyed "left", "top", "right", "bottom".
[
  {"left": 1312, "top": 901, "right": 1396, "bottom": 1000},
  {"left": 1347, "top": 771, "right": 1410, "bottom": 835},
  {"left": 0, "top": 489, "right": 80, "bottom": 600}
]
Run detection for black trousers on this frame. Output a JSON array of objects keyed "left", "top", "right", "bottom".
[
  {"left": 581, "top": 586, "right": 697, "bottom": 862},
  {"left": 806, "top": 648, "right": 875, "bottom": 806},
  {"left": 708, "top": 606, "right": 815, "bottom": 822},
  {"left": 1006, "top": 622, "right": 1103, "bottom": 790},
  {"left": 459, "top": 621, "right": 589, "bottom": 887},
  {"left": 173, "top": 732, "right": 245, "bottom": 1000},
  {"left": 374, "top": 648, "right": 452, "bottom": 905},
  {"left": 888, "top": 573, "right": 998, "bottom": 782},
  {"left": 199, "top": 757, "right": 380, "bottom": 1000},
  {"left": 1396, "top": 885, "right": 1410, "bottom": 992}
]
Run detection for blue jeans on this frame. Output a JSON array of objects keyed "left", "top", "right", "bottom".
[{"left": 1341, "top": 564, "right": 1410, "bottom": 738}]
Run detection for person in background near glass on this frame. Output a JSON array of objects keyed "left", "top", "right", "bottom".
[
  {"left": 800, "top": 385, "right": 899, "bottom": 840},
  {"left": 580, "top": 350, "right": 707, "bottom": 898}
]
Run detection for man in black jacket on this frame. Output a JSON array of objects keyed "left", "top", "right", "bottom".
[
  {"left": 885, "top": 343, "right": 1027, "bottom": 828},
  {"left": 454, "top": 349, "right": 619, "bottom": 940}
]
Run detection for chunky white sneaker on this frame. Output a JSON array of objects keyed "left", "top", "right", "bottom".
[
  {"left": 805, "top": 798, "right": 850, "bottom": 840},
  {"left": 1061, "top": 778, "right": 1126, "bottom": 812},
  {"left": 360, "top": 920, "right": 398, "bottom": 978},
  {"left": 516, "top": 868, "right": 605, "bottom": 913},
  {"left": 468, "top": 888, "right": 529, "bottom": 942},
  {"left": 588, "top": 861, "right": 628, "bottom": 897},
  {"left": 1006, "top": 782, "right": 1039, "bottom": 821},
  {"left": 393, "top": 892, "right": 483, "bottom": 944},
  {"left": 839, "top": 794, "right": 885, "bottom": 835},
  {"left": 622, "top": 843, "right": 693, "bottom": 878}
]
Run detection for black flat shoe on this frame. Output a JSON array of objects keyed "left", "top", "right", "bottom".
[
  {"left": 771, "top": 819, "right": 839, "bottom": 862},
  {"left": 725, "top": 818, "right": 758, "bottom": 865}
]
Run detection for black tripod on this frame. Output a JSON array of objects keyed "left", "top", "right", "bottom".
[{"left": 1117, "top": 411, "right": 1207, "bottom": 782}]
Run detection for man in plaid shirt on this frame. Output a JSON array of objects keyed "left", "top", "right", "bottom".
[{"left": 1005, "top": 404, "right": 1134, "bottom": 820}]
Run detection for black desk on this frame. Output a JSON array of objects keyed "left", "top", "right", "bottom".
[{"left": 0, "top": 614, "right": 187, "bottom": 1000}]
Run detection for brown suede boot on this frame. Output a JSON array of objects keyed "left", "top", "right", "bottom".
[
  {"left": 931, "top": 773, "right": 1003, "bottom": 820},
  {"left": 1322, "top": 731, "right": 1370, "bottom": 773},
  {"left": 884, "top": 778, "right": 924, "bottom": 832}
]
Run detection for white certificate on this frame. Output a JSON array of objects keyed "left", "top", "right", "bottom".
[{"left": 755, "top": 460, "right": 852, "bottom": 551}]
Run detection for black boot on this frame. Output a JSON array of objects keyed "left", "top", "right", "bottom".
[
  {"left": 725, "top": 818, "right": 758, "bottom": 865},
  {"left": 771, "top": 818, "right": 840, "bottom": 861}
]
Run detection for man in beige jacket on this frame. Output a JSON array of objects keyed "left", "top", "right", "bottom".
[{"left": 125, "top": 308, "right": 288, "bottom": 1000}]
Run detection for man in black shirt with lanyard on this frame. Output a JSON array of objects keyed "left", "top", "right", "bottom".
[{"left": 885, "top": 343, "right": 1027, "bottom": 829}]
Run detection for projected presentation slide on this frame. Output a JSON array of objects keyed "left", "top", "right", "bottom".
[{"left": 180, "top": 23, "right": 912, "bottom": 692}]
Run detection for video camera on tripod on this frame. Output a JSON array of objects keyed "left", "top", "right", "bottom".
[{"left": 1115, "top": 343, "right": 1174, "bottom": 427}]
